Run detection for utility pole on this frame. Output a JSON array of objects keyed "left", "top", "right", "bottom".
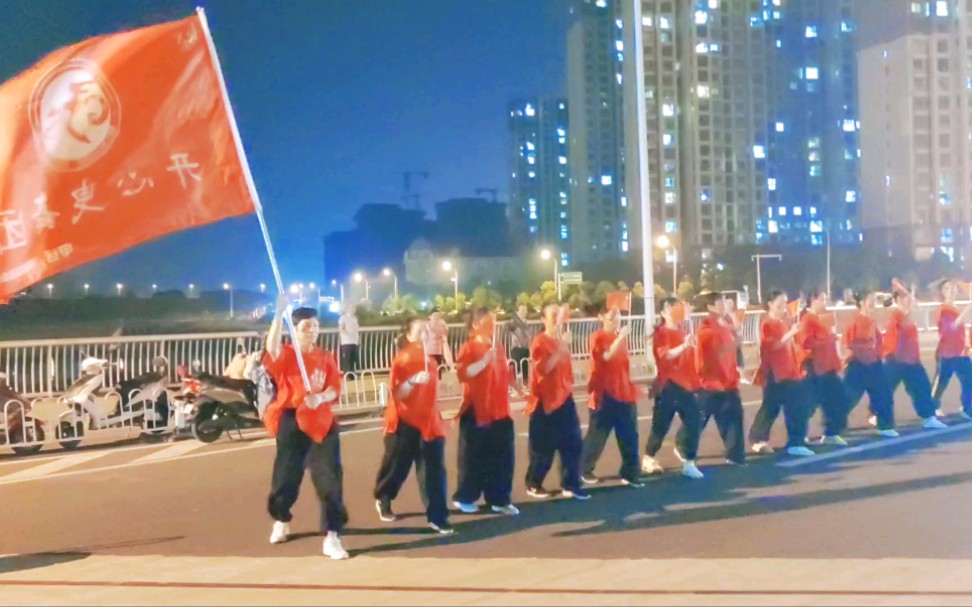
[{"left": 751, "top": 254, "right": 783, "bottom": 304}]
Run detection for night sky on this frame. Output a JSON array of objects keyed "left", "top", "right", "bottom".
[{"left": 2, "top": 0, "right": 568, "bottom": 294}]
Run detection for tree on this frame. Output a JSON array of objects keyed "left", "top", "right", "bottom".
[
  {"left": 515, "top": 292, "right": 532, "bottom": 309},
  {"left": 594, "top": 280, "right": 615, "bottom": 302},
  {"left": 654, "top": 283, "right": 668, "bottom": 301},
  {"left": 470, "top": 286, "right": 502, "bottom": 310},
  {"left": 633, "top": 282, "right": 645, "bottom": 298},
  {"left": 539, "top": 280, "right": 558, "bottom": 305},
  {"left": 677, "top": 279, "right": 695, "bottom": 302},
  {"left": 616, "top": 281, "right": 630, "bottom": 292}
]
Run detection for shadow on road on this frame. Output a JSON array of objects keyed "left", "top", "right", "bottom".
[{"left": 0, "top": 536, "right": 185, "bottom": 574}]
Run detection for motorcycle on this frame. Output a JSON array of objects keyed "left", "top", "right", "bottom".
[
  {"left": 188, "top": 351, "right": 273, "bottom": 443},
  {"left": 0, "top": 372, "right": 45, "bottom": 455}
]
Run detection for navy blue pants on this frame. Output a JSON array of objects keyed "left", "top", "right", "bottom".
[
  {"left": 845, "top": 360, "right": 895, "bottom": 430},
  {"left": 374, "top": 422, "right": 449, "bottom": 526},
  {"left": 646, "top": 382, "right": 702, "bottom": 461},
  {"left": 749, "top": 377, "right": 808, "bottom": 448},
  {"left": 581, "top": 394, "right": 640, "bottom": 482},
  {"left": 805, "top": 371, "right": 849, "bottom": 436},
  {"left": 454, "top": 411, "right": 515, "bottom": 507},
  {"left": 525, "top": 396, "right": 583, "bottom": 492},
  {"left": 933, "top": 356, "right": 972, "bottom": 415},
  {"left": 699, "top": 389, "right": 746, "bottom": 464},
  {"left": 885, "top": 359, "right": 937, "bottom": 420}
]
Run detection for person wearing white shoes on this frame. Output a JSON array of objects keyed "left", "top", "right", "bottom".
[
  {"left": 930, "top": 279, "right": 972, "bottom": 420},
  {"left": 452, "top": 308, "right": 519, "bottom": 517},
  {"left": 748, "top": 290, "right": 814, "bottom": 458},
  {"left": 843, "top": 289, "right": 899, "bottom": 438},
  {"left": 883, "top": 286, "right": 948, "bottom": 431},
  {"left": 799, "top": 289, "right": 850, "bottom": 446},
  {"left": 643, "top": 297, "right": 704, "bottom": 480},
  {"left": 263, "top": 301, "right": 349, "bottom": 560}
]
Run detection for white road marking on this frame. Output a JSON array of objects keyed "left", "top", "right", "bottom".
[
  {"left": 777, "top": 421, "right": 972, "bottom": 468},
  {"left": 128, "top": 441, "right": 205, "bottom": 465},
  {"left": 0, "top": 450, "right": 113, "bottom": 483}
]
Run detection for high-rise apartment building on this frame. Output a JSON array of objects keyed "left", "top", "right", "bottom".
[
  {"left": 857, "top": 0, "right": 972, "bottom": 261},
  {"left": 508, "top": 98, "right": 572, "bottom": 267}
]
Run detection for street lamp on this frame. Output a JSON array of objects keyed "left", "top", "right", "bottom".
[
  {"left": 116, "top": 283, "right": 124, "bottom": 297},
  {"left": 656, "top": 234, "right": 678, "bottom": 293},
  {"left": 309, "top": 282, "right": 322, "bottom": 311},
  {"left": 442, "top": 260, "right": 459, "bottom": 303},
  {"left": 223, "top": 283, "right": 234, "bottom": 318},
  {"left": 188, "top": 283, "right": 195, "bottom": 298},
  {"left": 82, "top": 283, "right": 90, "bottom": 297},
  {"left": 259, "top": 283, "right": 267, "bottom": 294},
  {"left": 151, "top": 284, "right": 158, "bottom": 296},
  {"left": 751, "top": 254, "right": 783, "bottom": 304},
  {"left": 331, "top": 279, "right": 345, "bottom": 303},
  {"left": 824, "top": 225, "right": 832, "bottom": 299},
  {"left": 46, "top": 283, "right": 53, "bottom": 298},
  {"left": 540, "top": 248, "right": 561, "bottom": 301},
  {"left": 382, "top": 268, "right": 399, "bottom": 300},
  {"left": 353, "top": 272, "right": 370, "bottom": 302}
]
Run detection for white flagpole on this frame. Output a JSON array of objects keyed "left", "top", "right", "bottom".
[{"left": 197, "top": 7, "right": 311, "bottom": 391}]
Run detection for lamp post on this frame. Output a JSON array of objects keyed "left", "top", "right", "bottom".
[
  {"left": 46, "top": 283, "right": 53, "bottom": 298},
  {"left": 442, "top": 260, "right": 459, "bottom": 303},
  {"left": 83, "top": 283, "right": 90, "bottom": 297},
  {"left": 116, "top": 283, "right": 124, "bottom": 297},
  {"left": 331, "top": 279, "right": 345, "bottom": 304},
  {"left": 353, "top": 272, "right": 370, "bottom": 302},
  {"left": 751, "top": 254, "right": 783, "bottom": 304},
  {"left": 188, "top": 283, "right": 195, "bottom": 299},
  {"left": 540, "top": 248, "right": 561, "bottom": 301},
  {"left": 223, "top": 283, "right": 234, "bottom": 318},
  {"left": 259, "top": 283, "right": 267, "bottom": 295},
  {"left": 382, "top": 268, "right": 398, "bottom": 300},
  {"left": 824, "top": 226, "right": 832, "bottom": 299},
  {"left": 309, "top": 282, "right": 321, "bottom": 312},
  {"left": 656, "top": 234, "right": 678, "bottom": 293},
  {"left": 151, "top": 284, "right": 158, "bottom": 297}
]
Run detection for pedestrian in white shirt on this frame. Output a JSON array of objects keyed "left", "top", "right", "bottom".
[{"left": 338, "top": 305, "right": 360, "bottom": 372}]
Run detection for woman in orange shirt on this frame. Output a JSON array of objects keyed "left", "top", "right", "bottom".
[
  {"left": 799, "top": 288, "right": 849, "bottom": 446},
  {"left": 580, "top": 303, "right": 644, "bottom": 488},
  {"left": 844, "top": 289, "right": 897, "bottom": 437},
  {"left": 931, "top": 279, "right": 972, "bottom": 419},
  {"left": 452, "top": 307, "right": 518, "bottom": 516},
  {"left": 373, "top": 316, "right": 454, "bottom": 535}
]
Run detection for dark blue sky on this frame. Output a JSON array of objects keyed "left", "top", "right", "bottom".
[{"left": 3, "top": 0, "right": 567, "bottom": 294}]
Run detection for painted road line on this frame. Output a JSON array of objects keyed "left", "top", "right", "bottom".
[
  {"left": 777, "top": 421, "right": 972, "bottom": 468},
  {"left": 0, "top": 450, "right": 114, "bottom": 482},
  {"left": 128, "top": 441, "right": 206, "bottom": 465}
]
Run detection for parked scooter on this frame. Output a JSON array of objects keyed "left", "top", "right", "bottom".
[
  {"left": 188, "top": 351, "right": 269, "bottom": 443},
  {"left": 0, "top": 372, "right": 45, "bottom": 455},
  {"left": 116, "top": 356, "right": 176, "bottom": 439}
]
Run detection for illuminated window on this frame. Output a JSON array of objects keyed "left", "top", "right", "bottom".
[
  {"left": 768, "top": 220, "right": 779, "bottom": 234},
  {"left": 665, "top": 220, "right": 678, "bottom": 233},
  {"left": 778, "top": 206, "right": 787, "bottom": 217},
  {"left": 559, "top": 156, "right": 568, "bottom": 165},
  {"left": 842, "top": 119, "right": 857, "bottom": 132},
  {"left": 806, "top": 67, "right": 819, "bottom": 80},
  {"left": 525, "top": 104, "right": 535, "bottom": 117},
  {"left": 768, "top": 178, "right": 777, "bottom": 190},
  {"left": 775, "top": 122, "right": 785, "bottom": 132},
  {"left": 846, "top": 190, "right": 857, "bottom": 203},
  {"left": 664, "top": 192, "right": 675, "bottom": 205},
  {"left": 695, "top": 10, "right": 709, "bottom": 25},
  {"left": 793, "top": 207, "right": 803, "bottom": 216},
  {"left": 937, "top": 1, "right": 949, "bottom": 16},
  {"left": 663, "top": 133, "right": 674, "bottom": 146},
  {"left": 601, "top": 175, "right": 613, "bottom": 186},
  {"left": 662, "top": 103, "right": 674, "bottom": 116},
  {"left": 697, "top": 84, "right": 710, "bottom": 98},
  {"left": 805, "top": 25, "right": 817, "bottom": 38},
  {"left": 659, "top": 16, "right": 671, "bottom": 29},
  {"left": 753, "top": 145, "right": 766, "bottom": 159}
]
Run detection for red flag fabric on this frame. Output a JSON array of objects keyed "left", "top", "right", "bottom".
[
  {"left": 786, "top": 300, "right": 800, "bottom": 318},
  {"left": 605, "top": 291, "right": 632, "bottom": 313},
  {"left": 0, "top": 14, "right": 253, "bottom": 302},
  {"left": 670, "top": 301, "right": 687, "bottom": 324}
]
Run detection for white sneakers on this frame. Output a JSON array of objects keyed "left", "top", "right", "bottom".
[
  {"left": 641, "top": 454, "right": 703, "bottom": 479},
  {"left": 878, "top": 428, "right": 900, "bottom": 438},
  {"left": 682, "top": 461, "right": 704, "bottom": 479},
  {"left": 269, "top": 521, "right": 290, "bottom": 544},
  {"left": 786, "top": 446, "right": 815, "bottom": 458},
  {"left": 323, "top": 532, "right": 349, "bottom": 560},
  {"left": 752, "top": 441, "right": 775, "bottom": 454},
  {"left": 868, "top": 415, "right": 878, "bottom": 427},
  {"left": 641, "top": 455, "right": 664, "bottom": 475},
  {"left": 922, "top": 416, "right": 948, "bottom": 430},
  {"left": 491, "top": 504, "right": 520, "bottom": 516},
  {"left": 818, "top": 435, "right": 849, "bottom": 447},
  {"left": 452, "top": 500, "right": 479, "bottom": 514}
]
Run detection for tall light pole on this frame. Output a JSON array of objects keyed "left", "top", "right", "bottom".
[
  {"left": 751, "top": 254, "right": 783, "bottom": 304},
  {"left": 656, "top": 235, "right": 678, "bottom": 294},
  {"left": 259, "top": 283, "right": 267, "bottom": 295},
  {"left": 540, "top": 248, "right": 561, "bottom": 301},
  {"left": 223, "top": 283, "right": 234, "bottom": 318},
  {"left": 188, "top": 283, "right": 195, "bottom": 298},
  {"left": 442, "top": 260, "right": 459, "bottom": 303},
  {"left": 353, "top": 272, "right": 370, "bottom": 302},
  {"left": 46, "top": 283, "right": 53, "bottom": 298},
  {"left": 116, "top": 283, "right": 124, "bottom": 297},
  {"left": 824, "top": 226, "right": 832, "bottom": 299},
  {"left": 331, "top": 279, "right": 345, "bottom": 304},
  {"left": 309, "top": 282, "right": 321, "bottom": 312},
  {"left": 382, "top": 268, "right": 398, "bottom": 300},
  {"left": 83, "top": 283, "right": 90, "bottom": 297},
  {"left": 151, "top": 283, "right": 158, "bottom": 297}
]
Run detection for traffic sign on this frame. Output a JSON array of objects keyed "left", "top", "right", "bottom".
[{"left": 560, "top": 271, "right": 583, "bottom": 285}]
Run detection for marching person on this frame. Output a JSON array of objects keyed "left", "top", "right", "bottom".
[
  {"left": 643, "top": 297, "right": 704, "bottom": 479},
  {"left": 799, "top": 288, "right": 850, "bottom": 446},
  {"left": 931, "top": 279, "right": 972, "bottom": 420},
  {"left": 508, "top": 303, "right": 533, "bottom": 396},
  {"left": 374, "top": 316, "right": 454, "bottom": 534},
  {"left": 844, "top": 289, "right": 898, "bottom": 437},
  {"left": 338, "top": 304, "right": 360, "bottom": 373},
  {"left": 748, "top": 290, "right": 815, "bottom": 457},
  {"left": 524, "top": 304, "right": 590, "bottom": 500},
  {"left": 580, "top": 303, "right": 644, "bottom": 488},
  {"left": 264, "top": 298, "right": 349, "bottom": 560},
  {"left": 697, "top": 291, "right": 747, "bottom": 465},
  {"left": 452, "top": 307, "right": 519, "bottom": 516},
  {"left": 884, "top": 288, "right": 948, "bottom": 430},
  {"left": 426, "top": 307, "right": 454, "bottom": 378}
]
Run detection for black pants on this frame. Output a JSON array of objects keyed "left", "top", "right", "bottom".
[
  {"left": 844, "top": 359, "right": 895, "bottom": 430},
  {"left": 933, "top": 356, "right": 972, "bottom": 415},
  {"left": 267, "top": 410, "right": 348, "bottom": 533},
  {"left": 339, "top": 345, "right": 359, "bottom": 373},
  {"left": 805, "top": 371, "right": 849, "bottom": 436},
  {"left": 885, "top": 359, "right": 937, "bottom": 419},
  {"left": 374, "top": 422, "right": 449, "bottom": 526},
  {"left": 645, "top": 382, "right": 702, "bottom": 461},
  {"left": 525, "top": 396, "right": 583, "bottom": 491},
  {"left": 581, "top": 394, "right": 640, "bottom": 482},
  {"left": 749, "top": 378, "right": 808, "bottom": 448},
  {"left": 511, "top": 347, "right": 530, "bottom": 385},
  {"left": 699, "top": 389, "right": 745, "bottom": 463},
  {"left": 454, "top": 411, "right": 515, "bottom": 507}
]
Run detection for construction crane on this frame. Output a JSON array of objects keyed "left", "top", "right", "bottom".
[
  {"left": 394, "top": 170, "right": 430, "bottom": 210},
  {"left": 475, "top": 188, "right": 500, "bottom": 203}
]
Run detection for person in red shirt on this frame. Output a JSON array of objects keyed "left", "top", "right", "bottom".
[
  {"left": 884, "top": 289, "right": 947, "bottom": 430},
  {"left": 931, "top": 279, "right": 972, "bottom": 420},
  {"left": 843, "top": 289, "right": 897, "bottom": 437},
  {"left": 579, "top": 303, "right": 644, "bottom": 488},
  {"left": 263, "top": 300, "right": 348, "bottom": 560},
  {"left": 748, "top": 290, "right": 815, "bottom": 457},
  {"left": 696, "top": 291, "right": 746, "bottom": 465},
  {"left": 452, "top": 307, "right": 518, "bottom": 516},
  {"left": 524, "top": 304, "right": 590, "bottom": 500},
  {"left": 799, "top": 288, "right": 850, "bottom": 446},
  {"left": 373, "top": 316, "right": 454, "bottom": 534},
  {"left": 643, "top": 297, "right": 704, "bottom": 480}
]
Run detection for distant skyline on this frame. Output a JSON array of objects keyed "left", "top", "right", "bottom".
[{"left": 1, "top": 0, "right": 569, "bottom": 291}]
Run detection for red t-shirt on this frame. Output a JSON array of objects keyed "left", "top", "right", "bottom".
[
  {"left": 652, "top": 324, "right": 701, "bottom": 392},
  {"left": 844, "top": 312, "right": 882, "bottom": 365},
  {"left": 385, "top": 341, "right": 445, "bottom": 441},
  {"left": 527, "top": 332, "right": 574, "bottom": 414},
  {"left": 697, "top": 314, "right": 740, "bottom": 391},
  {"left": 455, "top": 338, "right": 512, "bottom": 426},
  {"left": 937, "top": 304, "right": 967, "bottom": 359},
  {"left": 883, "top": 307, "right": 920, "bottom": 364},
  {"left": 799, "top": 312, "right": 842, "bottom": 375},
  {"left": 587, "top": 329, "right": 638, "bottom": 408},
  {"left": 758, "top": 318, "right": 804, "bottom": 383},
  {"left": 263, "top": 345, "right": 341, "bottom": 443}
]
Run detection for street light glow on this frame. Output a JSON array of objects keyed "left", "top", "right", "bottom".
[
  {"left": 308, "top": 282, "right": 316, "bottom": 289},
  {"left": 656, "top": 235, "right": 671, "bottom": 249},
  {"left": 353, "top": 272, "right": 364, "bottom": 283},
  {"left": 540, "top": 248, "right": 552, "bottom": 261},
  {"left": 441, "top": 260, "right": 453, "bottom": 271},
  {"left": 382, "top": 268, "right": 392, "bottom": 277},
  {"left": 223, "top": 283, "right": 230, "bottom": 291},
  {"left": 289, "top": 284, "right": 299, "bottom": 294}
]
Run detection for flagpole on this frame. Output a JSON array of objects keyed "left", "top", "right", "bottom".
[{"left": 196, "top": 7, "right": 311, "bottom": 391}]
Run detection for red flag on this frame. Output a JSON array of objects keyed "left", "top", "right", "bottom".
[
  {"left": 606, "top": 291, "right": 632, "bottom": 313},
  {"left": 786, "top": 300, "right": 800, "bottom": 318},
  {"left": 670, "top": 301, "right": 687, "bottom": 324},
  {"left": 0, "top": 14, "right": 253, "bottom": 302}
]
